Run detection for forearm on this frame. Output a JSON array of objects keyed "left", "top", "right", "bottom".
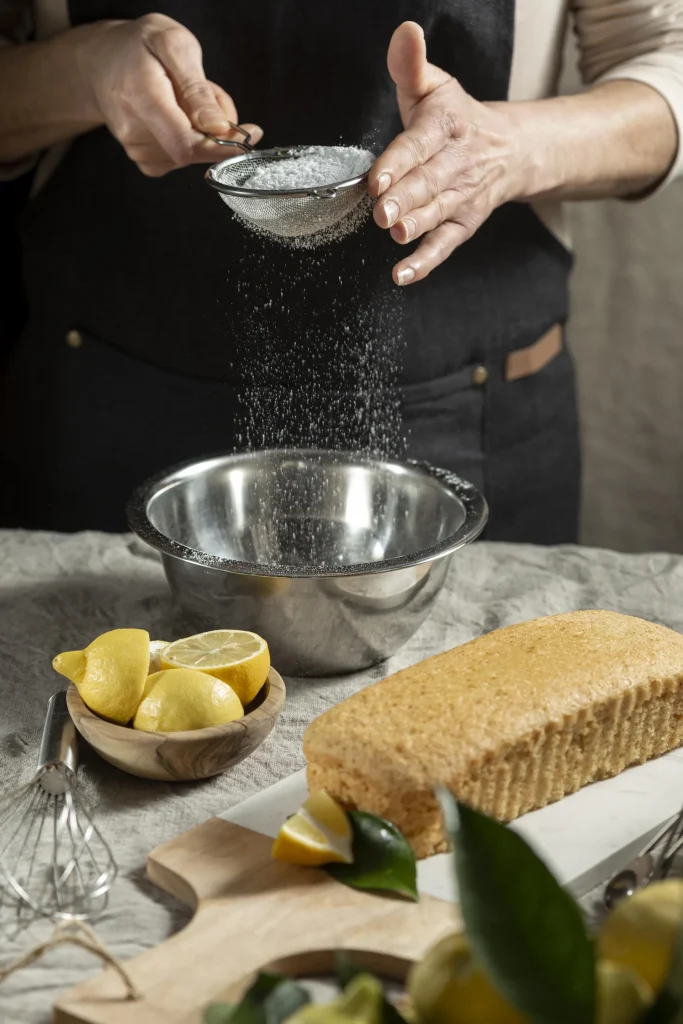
[
  {"left": 501, "top": 80, "right": 678, "bottom": 202},
  {"left": 0, "top": 25, "right": 105, "bottom": 162}
]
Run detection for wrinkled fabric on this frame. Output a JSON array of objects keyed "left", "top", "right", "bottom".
[{"left": 0, "top": 531, "right": 682, "bottom": 1020}]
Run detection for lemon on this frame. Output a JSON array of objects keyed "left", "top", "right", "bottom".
[
  {"left": 272, "top": 790, "right": 353, "bottom": 866},
  {"left": 132, "top": 668, "right": 244, "bottom": 733},
  {"left": 285, "top": 975, "right": 384, "bottom": 1024},
  {"left": 159, "top": 630, "right": 270, "bottom": 706},
  {"left": 599, "top": 878, "right": 683, "bottom": 992},
  {"left": 408, "top": 932, "right": 525, "bottom": 1024},
  {"left": 148, "top": 639, "right": 170, "bottom": 674},
  {"left": 53, "top": 628, "right": 150, "bottom": 724},
  {"left": 596, "top": 960, "right": 653, "bottom": 1024}
]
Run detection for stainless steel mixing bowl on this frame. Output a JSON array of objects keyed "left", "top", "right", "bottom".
[{"left": 127, "top": 449, "right": 488, "bottom": 676}]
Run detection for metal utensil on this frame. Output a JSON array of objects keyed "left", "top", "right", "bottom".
[
  {"left": 604, "top": 806, "right": 683, "bottom": 909},
  {"left": 205, "top": 145, "right": 372, "bottom": 240},
  {"left": 126, "top": 449, "right": 488, "bottom": 676},
  {"left": 0, "top": 691, "right": 117, "bottom": 922}
]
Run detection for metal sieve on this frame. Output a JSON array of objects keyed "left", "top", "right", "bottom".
[{"left": 203, "top": 132, "right": 371, "bottom": 239}]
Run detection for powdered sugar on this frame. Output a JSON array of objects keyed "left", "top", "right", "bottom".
[{"left": 242, "top": 145, "right": 374, "bottom": 192}]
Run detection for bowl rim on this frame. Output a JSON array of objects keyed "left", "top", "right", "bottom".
[
  {"left": 65, "top": 667, "right": 286, "bottom": 742},
  {"left": 125, "top": 448, "right": 489, "bottom": 579}
]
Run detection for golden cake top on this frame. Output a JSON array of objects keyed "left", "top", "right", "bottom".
[{"left": 303, "top": 610, "right": 683, "bottom": 787}]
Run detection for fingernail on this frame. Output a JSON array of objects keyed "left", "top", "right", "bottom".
[
  {"left": 383, "top": 200, "right": 399, "bottom": 227},
  {"left": 377, "top": 172, "right": 392, "bottom": 195},
  {"left": 401, "top": 217, "right": 416, "bottom": 241},
  {"left": 397, "top": 267, "right": 415, "bottom": 286}
]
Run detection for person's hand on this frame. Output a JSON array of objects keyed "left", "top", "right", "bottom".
[
  {"left": 79, "top": 14, "right": 262, "bottom": 177},
  {"left": 369, "top": 22, "right": 521, "bottom": 285}
]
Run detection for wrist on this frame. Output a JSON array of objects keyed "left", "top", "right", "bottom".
[
  {"left": 71, "top": 21, "right": 124, "bottom": 125},
  {"left": 486, "top": 100, "right": 563, "bottom": 203}
]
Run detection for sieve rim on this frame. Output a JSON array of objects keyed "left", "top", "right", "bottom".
[{"left": 205, "top": 145, "right": 371, "bottom": 199}]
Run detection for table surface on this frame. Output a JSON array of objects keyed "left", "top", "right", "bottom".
[{"left": 1, "top": 531, "right": 683, "bottom": 1022}]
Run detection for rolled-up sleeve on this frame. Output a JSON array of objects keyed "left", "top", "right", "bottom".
[{"left": 572, "top": 0, "right": 683, "bottom": 187}]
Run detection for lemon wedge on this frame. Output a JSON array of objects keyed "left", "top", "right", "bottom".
[
  {"left": 133, "top": 668, "right": 244, "bottom": 732},
  {"left": 53, "top": 628, "right": 150, "bottom": 724},
  {"left": 272, "top": 790, "right": 353, "bottom": 866},
  {"left": 159, "top": 630, "right": 270, "bottom": 706}
]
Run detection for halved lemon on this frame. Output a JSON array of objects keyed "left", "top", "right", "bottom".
[
  {"left": 272, "top": 790, "right": 353, "bottom": 866},
  {"left": 159, "top": 630, "right": 270, "bottom": 706}
]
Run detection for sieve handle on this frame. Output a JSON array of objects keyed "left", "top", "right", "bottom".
[
  {"left": 203, "top": 123, "right": 254, "bottom": 153},
  {"left": 37, "top": 690, "right": 78, "bottom": 774}
]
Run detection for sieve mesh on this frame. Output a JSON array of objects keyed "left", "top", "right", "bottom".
[{"left": 205, "top": 146, "right": 373, "bottom": 240}]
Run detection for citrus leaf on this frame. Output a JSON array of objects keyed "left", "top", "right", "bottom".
[
  {"left": 205, "top": 973, "right": 310, "bottom": 1024},
  {"left": 334, "top": 951, "right": 364, "bottom": 990},
  {"left": 204, "top": 1006, "right": 234, "bottom": 1024},
  {"left": 333, "top": 953, "right": 409, "bottom": 1024},
  {"left": 438, "top": 788, "right": 595, "bottom": 1024},
  {"left": 638, "top": 916, "right": 683, "bottom": 1024},
  {"left": 326, "top": 811, "right": 418, "bottom": 901}
]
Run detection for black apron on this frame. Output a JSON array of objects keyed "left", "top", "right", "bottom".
[{"left": 1, "top": 0, "right": 579, "bottom": 540}]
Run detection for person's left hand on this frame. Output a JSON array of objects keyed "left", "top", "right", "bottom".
[{"left": 369, "top": 21, "right": 522, "bottom": 286}]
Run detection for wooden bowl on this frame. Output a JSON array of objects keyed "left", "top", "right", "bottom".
[{"left": 65, "top": 668, "right": 286, "bottom": 782}]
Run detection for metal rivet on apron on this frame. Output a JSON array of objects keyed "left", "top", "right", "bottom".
[
  {"left": 472, "top": 365, "right": 488, "bottom": 386},
  {"left": 65, "top": 330, "right": 84, "bottom": 349}
]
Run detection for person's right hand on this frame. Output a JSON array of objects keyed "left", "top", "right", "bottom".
[{"left": 79, "top": 13, "right": 262, "bottom": 177}]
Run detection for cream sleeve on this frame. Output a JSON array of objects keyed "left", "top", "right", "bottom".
[{"left": 571, "top": 0, "right": 683, "bottom": 186}]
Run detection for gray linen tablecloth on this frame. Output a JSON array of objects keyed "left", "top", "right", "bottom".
[{"left": 1, "top": 531, "right": 683, "bottom": 1023}]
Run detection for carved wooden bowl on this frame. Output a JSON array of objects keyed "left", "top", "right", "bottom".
[{"left": 65, "top": 668, "right": 286, "bottom": 782}]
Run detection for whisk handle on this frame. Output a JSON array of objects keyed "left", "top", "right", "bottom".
[{"left": 37, "top": 690, "right": 78, "bottom": 774}]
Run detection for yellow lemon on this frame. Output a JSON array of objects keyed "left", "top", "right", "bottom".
[
  {"left": 407, "top": 932, "right": 525, "bottom": 1024},
  {"left": 148, "top": 639, "right": 170, "bottom": 674},
  {"left": 159, "top": 630, "right": 269, "bottom": 706},
  {"left": 272, "top": 790, "right": 353, "bottom": 866},
  {"left": 133, "top": 668, "right": 244, "bottom": 733},
  {"left": 599, "top": 878, "right": 683, "bottom": 993},
  {"left": 596, "top": 960, "right": 653, "bottom": 1024},
  {"left": 53, "top": 628, "right": 150, "bottom": 724}
]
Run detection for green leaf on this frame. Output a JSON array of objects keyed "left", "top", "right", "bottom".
[
  {"left": 334, "top": 951, "right": 364, "bottom": 990},
  {"left": 204, "top": 1006, "right": 235, "bottom": 1024},
  {"left": 333, "top": 953, "right": 409, "bottom": 1024},
  {"left": 326, "top": 812, "right": 418, "bottom": 901},
  {"left": 438, "top": 788, "right": 596, "bottom": 1024},
  {"left": 205, "top": 973, "right": 310, "bottom": 1024},
  {"left": 638, "top": 916, "right": 683, "bottom": 1024}
]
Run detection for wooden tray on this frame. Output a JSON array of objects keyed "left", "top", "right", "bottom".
[{"left": 55, "top": 819, "right": 458, "bottom": 1024}]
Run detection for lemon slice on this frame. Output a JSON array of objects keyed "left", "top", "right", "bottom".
[
  {"left": 133, "top": 669, "right": 244, "bottom": 732},
  {"left": 272, "top": 790, "right": 353, "bottom": 866},
  {"left": 159, "top": 630, "right": 270, "bottom": 706}
]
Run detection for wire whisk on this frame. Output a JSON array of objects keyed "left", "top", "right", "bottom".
[
  {"left": 604, "top": 803, "right": 683, "bottom": 908},
  {"left": 0, "top": 691, "right": 117, "bottom": 923}
]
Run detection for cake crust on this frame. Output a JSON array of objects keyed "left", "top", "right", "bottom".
[{"left": 303, "top": 611, "right": 683, "bottom": 858}]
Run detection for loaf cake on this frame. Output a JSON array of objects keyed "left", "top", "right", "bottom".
[{"left": 303, "top": 610, "right": 683, "bottom": 858}]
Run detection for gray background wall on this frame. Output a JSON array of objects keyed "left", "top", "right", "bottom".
[{"left": 562, "top": 49, "right": 683, "bottom": 553}]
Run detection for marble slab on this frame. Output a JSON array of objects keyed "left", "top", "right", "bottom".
[{"left": 222, "top": 750, "right": 683, "bottom": 902}]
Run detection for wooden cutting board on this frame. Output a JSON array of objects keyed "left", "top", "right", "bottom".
[{"left": 55, "top": 818, "right": 457, "bottom": 1024}]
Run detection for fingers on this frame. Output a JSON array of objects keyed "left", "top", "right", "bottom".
[
  {"left": 373, "top": 146, "right": 461, "bottom": 229},
  {"left": 145, "top": 22, "right": 230, "bottom": 134},
  {"left": 368, "top": 104, "right": 462, "bottom": 199},
  {"left": 392, "top": 220, "right": 471, "bottom": 285}
]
